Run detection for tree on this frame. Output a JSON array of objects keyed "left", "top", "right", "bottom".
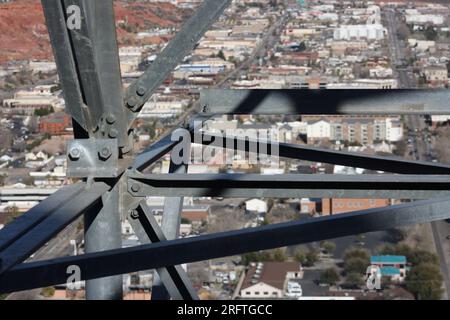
[
  {"left": 295, "top": 248, "right": 319, "bottom": 267},
  {"left": 320, "top": 241, "right": 336, "bottom": 254},
  {"left": 305, "top": 249, "right": 319, "bottom": 267},
  {"left": 180, "top": 217, "right": 191, "bottom": 224},
  {"left": 344, "top": 257, "right": 368, "bottom": 275},
  {"left": 411, "top": 251, "right": 439, "bottom": 266},
  {"left": 424, "top": 26, "right": 438, "bottom": 41},
  {"left": 381, "top": 244, "right": 439, "bottom": 267},
  {"left": 272, "top": 248, "right": 286, "bottom": 262},
  {"left": 320, "top": 268, "right": 340, "bottom": 286},
  {"left": 298, "top": 41, "right": 306, "bottom": 52},
  {"left": 242, "top": 252, "right": 260, "bottom": 265},
  {"left": 406, "top": 263, "right": 443, "bottom": 300},
  {"left": 242, "top": 249, "right": 286, "bottom": 265},
  {"left": 344, "top": 272, "right": 364, "bottom": 289},
  {"left": 344, "top": 247, "right": 370, "bottom": 262},
  {"left": 40, "top": 286, "right": 55, "bottom": 298},
  {"left": 385, "top": 228, "right": 407, "bottom": 243},
  {"left": 217, "top": 50, "right": 226, "bottom": 61},
  {"left": 34, "top": 107, "right": 54, "bottom": 117}
]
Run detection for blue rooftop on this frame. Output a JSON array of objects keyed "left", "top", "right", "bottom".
[
  {"left": 370, "top": 255, "right": 406, "bottom": 264},
  {"left": 380, "top": 266, "right": 401, "bottom": 276}
]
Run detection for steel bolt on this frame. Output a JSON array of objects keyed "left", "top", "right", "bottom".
[
  {"left": 131, "top": 183, "right": 141, "bottom": 193},
  {"left": 129, "top": 209, "right": 140, "bottom": 219},
  {"left": 127, "top": 97, "right": 138, "bottom": 108},
  {"left": 108, "top": 128, "right": 118, "bottom": 138},
  {"left": 99, "top": 146, "right": 112, "bottom": 160},
  {"left": 136, "top": 86, "right": 146, "bottom": 96},
  {"left": 69, "top": 147, "right": 81, "bottom": 159},
  {"left": 106, "top": 114, "right": 116, "bottom": 124}
]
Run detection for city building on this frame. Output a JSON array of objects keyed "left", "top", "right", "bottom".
[
  {"left": 333, "top": 25, "right": 386, "bottom": 41},
  {"left": 245, "top": 199, "right": 268, "bottom": 214},
  {"left": 239, "top": 262, "right": 303, "bottom": 299},
  {"left": 322, "top": 198, "right": 390, "bottom": 215},
  {"left": 423, "top": 65, "right": 448, "bottom": 88},
  {"left": 39, "top": 112, "right": 72, "bottom": 135},
  {"left": 370, "top": 255, "right": 408, "bottom": 282}
]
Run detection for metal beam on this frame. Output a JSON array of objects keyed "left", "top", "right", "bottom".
[
  {"left": 132, "top": 133, "right": 179, "bottom": 172},
  {"left": 84, "top": 181, "right": 123, "bottom": 300},
  {"left": 131, "top": 114, "right": 209, "bottom": 172},
  {"left": 152, "top": 146, "right": 191, "bottom": 300},
  {"left": 3, "top": 196, "right": 450, "bottom": 293},
  {"left": 128, "top": 173, "right": 450, "bottom": 199},
  {"left": 41, "top": 0, "right": 88, "bottom": 133},
  {"left": 127, "top": 203, "right": 198, "bottom": 300},
  {"left": 61, "top": 0, "right": 127, "bottom": 300},
  {"left": 200, "top": 89, "right": 450, "bottom": 115},
  {"left": 0, "top": 183, "right": 85, "bottom": 252},
  {"left": 63, "top": 0, "right": 130, "bottom": 149},
  {"left": 124, "top": 0, "right": 232, "bottom": 114},
  {"left": 195, "top": 132, "right": 450, "bottom": 174},
  {"left": 0, "top": 182, "right": 109, "bottom": 275}
]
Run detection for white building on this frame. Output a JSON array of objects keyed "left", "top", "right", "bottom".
[
  {"left": 29, "top": 61, "right": 57, "bottom": 74},
  {"left": 369, "top": 66, "right": 393, "bottom": 78},
  {"left": 239, "top": 262, "right": 303, "bottom": 299},
  {"left": 386, "top": 119, "right": 403, "bottom": 142},
  {"left": 333, "top": 24, "right": 386, "bottom": 41},
  {"left": 431, "top": 115, "right": 450, "bottom": 125},
  {"left": 245, "top": 199, "right": 267, "bottom": 214},
  {"left": 138, "top": 99, "right": 187, "bottom": 119},
  {"left": 307, "top": 120, "right": 331, "bottom": 140},
  {"left": 406, "top": 13, "right": 444, "bottom": 26},
  {"left": 408, "top": 39, "right": 436, "bottom": 52}
]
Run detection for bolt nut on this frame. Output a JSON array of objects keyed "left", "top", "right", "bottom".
[
  {"left": 98, "top": 146, "right": 112, "bottom": 160},
  {"left": 108, "top": 128, "right": 118, "bottom": 138},
  {"left": 106, "top": 114, "right": 116, "bottom": 124},
  {"left": 69, "top": 147, "right": 81, "bottom": 160},
  {"left": 131, "top": 183, "right": 141, "bottom": 193},
  {"left": 127, "top": 97, "right": 138, "bottom": 108},
  {"left": 129, "top": 209, "right": 139, "bottom": 219},
  {"left": 136, "top": 86, "right": 146, "bottom": 96}
]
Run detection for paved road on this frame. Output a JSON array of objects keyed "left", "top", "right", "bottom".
[
  {"left": 217, "top": 4, "right": 290, "bottom": 88},
  {"left": 385, "top": 9, "right": 416, "bottom": 89},
  {"left": 405, "top": 115, "right": 450, "bottom": 300},
  {"left": 384, "top": 8, "right": 450, "bottom": 300}
]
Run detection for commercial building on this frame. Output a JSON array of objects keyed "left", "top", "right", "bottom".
[
  {"left": 39, "top": 112, "right": 72, "bottom": 135},
  {"left": 239, "top": 262, "right": 303, "bottom": 299},
  {"left": 333, "top": 24, "right": 386, "bottom": 41},
  {"left": 370, "top": 255, "right": 408, "bottom": 282},
  {"left": 322, "top": 198, "right": 390, "bottom": 215}
]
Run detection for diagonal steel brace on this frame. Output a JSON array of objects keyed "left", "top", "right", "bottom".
[{"left": 126, "top": 201, "right": 199, "bottom": 300}]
